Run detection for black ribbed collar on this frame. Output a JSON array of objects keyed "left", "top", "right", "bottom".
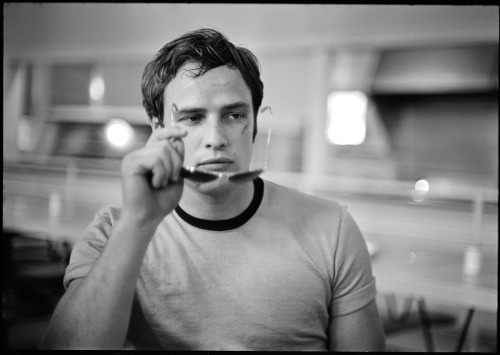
[{"left": 174, "top": 178, "right": 264, "bottom": 231}]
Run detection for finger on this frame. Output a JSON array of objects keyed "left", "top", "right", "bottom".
[
  {"left": 154, "top": 141, "right": 175, "bottom": 187},
  {"left": 168, "top": 141, "right": 184, "bottom": 182},
  {"left": 156, "top": 126, "right": 187, "bottom": 140},
  {"left": 147, "top": 127, "right": 187, "bottom": 146},
  {"left": 150, "top": 161, "right": 167, "bottom": 189},
  {"left": 173, "top": 137, "right": 185, "bottom": 161},
  {"left": 131, "top": 142, "right": 174, "bottom": 188}
]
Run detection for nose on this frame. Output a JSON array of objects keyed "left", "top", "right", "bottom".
[{"left": 204, "top": 117, "right": 227, "bottom": 150}]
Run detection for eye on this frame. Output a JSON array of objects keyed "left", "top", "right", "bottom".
[
  {"left": 179, "top": 115, "right": 203, "bottom": 126},
  {"left": 225, "top": 113, "right": 247, "bottom": 121}
]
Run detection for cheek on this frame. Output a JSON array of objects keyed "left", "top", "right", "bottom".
[
  {"left": 241, "top": 122, "right": 249, "bottom": 135},
  {"left": 239, "top": 123, "right": 254, "bottom": 149},
  {"left": 182, "top": 135, "right": 200, "bottom": 165},
  {"left": 239, "top": 125, "right": 254, "bottom": 160},
  {"left": 240, "top": 121, "right": 254, "bottom": 139}
]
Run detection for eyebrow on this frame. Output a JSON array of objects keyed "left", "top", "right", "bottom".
[
  {"left": 221, "top": 102, "right": 251, "bottom": 112},
  {"left": 172, "top": 102, "right": 251, "bottom": 115}
]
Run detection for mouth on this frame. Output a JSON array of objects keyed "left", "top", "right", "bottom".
[{"left": 197, "top": 157, "right": 234, "bottom": 171}]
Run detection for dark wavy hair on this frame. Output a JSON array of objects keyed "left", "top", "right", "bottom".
[{"left": 141, "top": 28, "right": 264, "bottom": 139}]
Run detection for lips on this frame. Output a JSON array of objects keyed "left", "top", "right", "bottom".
[{"left": 197, "top": 157, "right": 234, "bottom": 171}]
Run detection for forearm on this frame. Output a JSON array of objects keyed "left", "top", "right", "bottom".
[
  {"left": 40, "top": 218, "right": 157, "bottom": 349},
  {"left": 40, "top": 124, "right": 185, "bottom": 349}
]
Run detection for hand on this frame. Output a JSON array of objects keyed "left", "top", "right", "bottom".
[{"left": 120, "top": 126, "right": 187, "bottom": 228}]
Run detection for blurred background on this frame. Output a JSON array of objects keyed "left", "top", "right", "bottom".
[{"left": 3, "top": 3, "right": 498, "bottom": 351}]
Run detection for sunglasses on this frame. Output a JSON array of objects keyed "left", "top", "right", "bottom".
[{"left": 168, "top": 105, "right": 272, "bottom": 183}]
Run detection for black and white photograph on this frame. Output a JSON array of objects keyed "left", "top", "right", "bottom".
[{"left": 3, "top": 3, "right": 498, "bottom": 351}]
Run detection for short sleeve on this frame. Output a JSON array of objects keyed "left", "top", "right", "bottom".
[
  {"left": 63, "top": 206, "right": 121, "bottom": 289},
  {"left": 329, "top": 207, "right": 376, "bottom": 317}
]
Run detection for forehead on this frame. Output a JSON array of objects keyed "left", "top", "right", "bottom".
[{"left": 165, "top": 63, "right": 252, "bottom": 110}]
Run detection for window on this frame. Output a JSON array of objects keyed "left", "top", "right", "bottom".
[{"left": 326, "top": 90, "right": 368, "bottom": 145}]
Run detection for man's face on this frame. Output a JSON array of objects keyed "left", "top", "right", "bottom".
[{"left": 163, "top": 63, "right": 255, "bottom": 191}]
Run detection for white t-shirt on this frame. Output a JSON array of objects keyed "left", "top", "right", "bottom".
[{"left": 64, "top": 178, "right": 376, "bottom": 350}]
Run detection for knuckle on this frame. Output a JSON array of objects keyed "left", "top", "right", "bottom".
[{"left": 151, "top": 155, "right": 163, "bottom": 167}]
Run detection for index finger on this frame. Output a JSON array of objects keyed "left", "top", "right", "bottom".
[
  {"left": 172, "top": 136, "right": 185, "bottom": 162},
  {"left": 147, "top": 126, "right": 187, "bottom": 146}
]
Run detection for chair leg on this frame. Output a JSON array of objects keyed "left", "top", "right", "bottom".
[
  {"left": 417, "top": 298, "right": 435, "bottom": 352},
  {"left": 455, "top": 308, "right": 475, "bottom": 352},
  {"left": 385, "top": 294, "right": 414, "bottom": 322}
]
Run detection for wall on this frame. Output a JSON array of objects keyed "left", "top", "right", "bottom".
[{"left": 4, "top": 4, "right": 499, "bottom": 184}]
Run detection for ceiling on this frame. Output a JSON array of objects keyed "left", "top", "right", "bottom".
[{"left": 4, "top": 4, "right": 499, "bottom": 59}]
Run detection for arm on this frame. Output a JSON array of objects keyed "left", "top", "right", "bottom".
[
  {"left": 327, "top": 207, "right": 386, "bottom": 351},
  {"left": 40, "top": 126, "right": 187, "bottom": 349},
  {"left": 328, "top": 298, "right": 386, "bottom": 351}
]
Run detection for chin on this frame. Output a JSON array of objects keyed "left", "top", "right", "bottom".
[{"left": 185, "top": 178, "right": 236, "bottom": 196}]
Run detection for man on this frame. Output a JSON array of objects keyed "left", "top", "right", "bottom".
[{"left": 40, "top": 28, "right": 385, "bottom": 351}]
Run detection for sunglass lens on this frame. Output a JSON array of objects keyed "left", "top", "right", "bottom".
[{"left": 181, "top": 168, "right": 219, "bottom": 183}]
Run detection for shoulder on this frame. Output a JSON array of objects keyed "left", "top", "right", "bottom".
[
  {"left": 73, "top": 205, "right": 122, "bottom": 246},
  {"left": 93, "top": 205, "right": 122, "bottom": 225},
  {"left": 63, "top": 205, "right": 122, "bottom": 288},
  {"left": 263, "top": 178, "right": 345, "bottom": 217},
  {"left": 261, "top": 179, "right": 364, "bottom": 246}
]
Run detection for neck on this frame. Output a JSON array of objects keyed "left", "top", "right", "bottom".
[{"left": 178, "top": 180, "right": 255, "bottom": 220}]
